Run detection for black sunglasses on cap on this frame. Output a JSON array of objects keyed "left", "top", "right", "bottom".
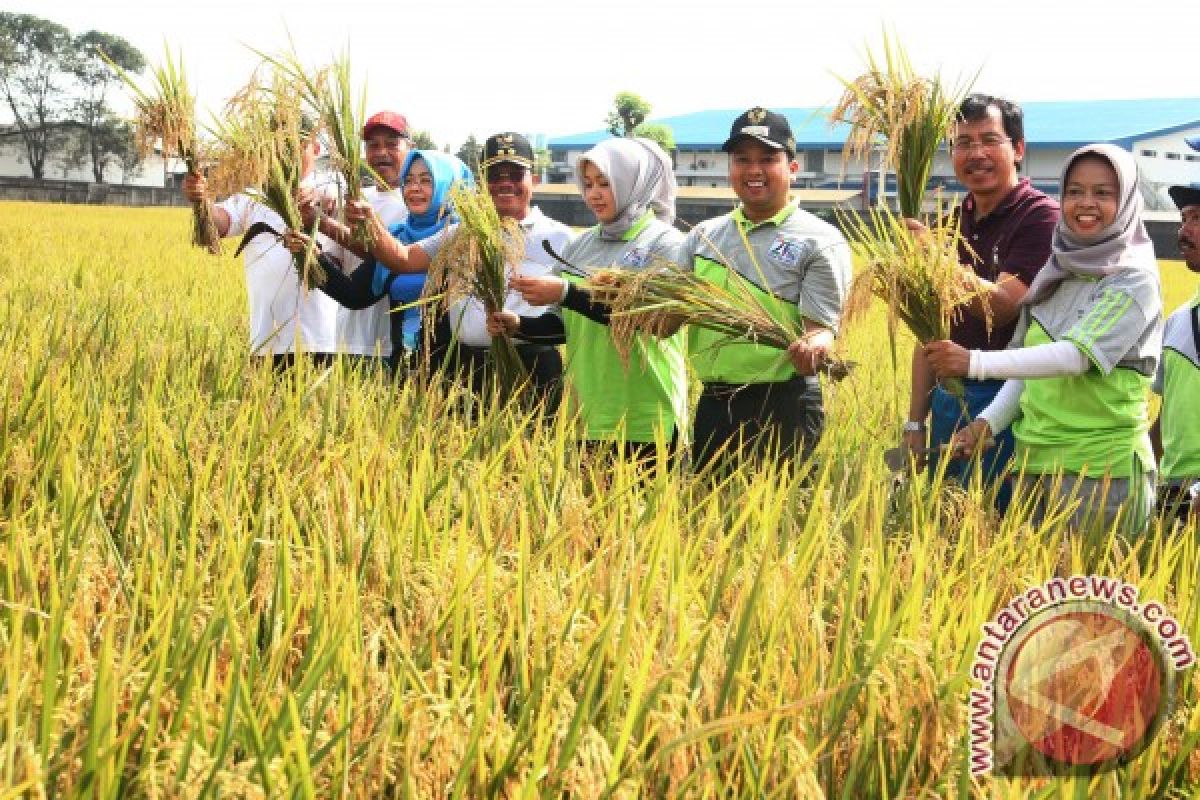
[{"left": 486, "top": 165, "right": 529, "bottom": 183}]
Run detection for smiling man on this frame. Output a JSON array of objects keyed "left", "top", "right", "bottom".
[
  {"left": 309, "top": 110, "right": 411, "bottom": 363},
  {"left": 346, "top": 132, "right": 571, "bottom": 409},
  {"left": 903, "top": 94, "right": 1059, "bottom": 512},
  {"left": 1154, "top": 147, "right": 1200, "bottom": 521},
  {"left": 677, "top": 106, "right": 852, "bottom": 469}
]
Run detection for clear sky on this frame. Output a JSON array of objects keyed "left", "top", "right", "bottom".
[{"left": 9, "top": 0, "right": 1198, "bottom": 150}]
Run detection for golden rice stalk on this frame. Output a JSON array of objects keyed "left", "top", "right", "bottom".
[
  {"left": 831, "top": 33, "right": 979, "bottom": 394},
  {"left": 580, "top": 255, "right": 853, "bottom": 379},
  {"left": 102, "top": 45, "right": 222, "bottom": 255},
  {"left": 840, "top": 200, "right": 985, "bottom": 395},
  {"left": 256, "top": 49, "right": 372, "bottom": 249},
  {"left": 830, "top": 32, "right": 969, "bottom": 218},
  {"left": 427, "top": 183, "right": 528, "bottom": 399},
  {"left": 207, "top": 67, "right": 326, "bottom": 287}
]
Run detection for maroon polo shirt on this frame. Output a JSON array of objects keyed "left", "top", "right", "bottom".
[{"left": 952, "top": 178, "right": 1059, "bottom": 351}]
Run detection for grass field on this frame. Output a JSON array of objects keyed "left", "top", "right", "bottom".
[{"left": 0, "top": 201, "right": 1197, "bottom": 798}]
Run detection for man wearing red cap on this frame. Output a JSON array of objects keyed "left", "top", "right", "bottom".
[{"left": 302, "top": 111, "right": 412, "bottom": 362}]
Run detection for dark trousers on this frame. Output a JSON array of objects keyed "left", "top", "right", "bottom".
[
  {"left": 692, "top": 376, "right": 824, "bottom": 471},
  {"left": 930, "top": 379, "right": 1015, "bottom": 514},
  {"left": 264, "top": 352, "right": 335, "bottom": 373},
  {"left": 1158, "top": 482, "right": 1198, "bottom": 526},
  {"left": 438, "top": 341, "right": 562, "bottom": 416}
]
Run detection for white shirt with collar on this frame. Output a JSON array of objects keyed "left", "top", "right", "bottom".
[
  {"left": 218, "top": 182, "right": 340, "bottom": 356},
  {"left": 417, "top": 206, "right": 572, "bottom": 347}
]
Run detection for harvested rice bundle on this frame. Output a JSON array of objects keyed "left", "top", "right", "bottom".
[
  {"left": 262, "top": 50, "right": 372, "bottom": 248},
  {"left": 104, "top": 46, "right": 221, "bottom": 254},
  {"left": 830, "top": 32, "right": 966, "bottom": 219},
  {"left": 565, "top": 251, "right": 853, "bottom": 380},
  {"left": 208, "top": 69, "right": 326, "bottom": 287},
  {"left": 427, "top": 183, "right": 528, "bottom": 398},
  {"left": 831, "top": 33, "right": 980, "bottom": 394},
  {"left": 841, "top": 204, "right": 980, "bottom": 394}
]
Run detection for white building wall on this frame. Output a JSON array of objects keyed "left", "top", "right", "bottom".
[
  {"left": 1133, "top": 127, "right": 1200, "bottom": 186},
  {"left": 676, "top": 149, "right": 727, "bottom": 187},
  {"left": 0, "top": 133, "right": 170, "bottom": 186},
  {"left": 1021, "top": 147, "right": 1075, "bottom": 184}
]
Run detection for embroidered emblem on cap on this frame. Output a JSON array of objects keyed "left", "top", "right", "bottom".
[{"left": 747, "top": 107, "right": 768, "bottom": 124}]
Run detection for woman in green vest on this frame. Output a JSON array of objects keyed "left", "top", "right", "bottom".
[
  {"left": 925, "top": 144, "right": 1163, "bottom": 534},
  {"left": 487, "top": 137, "right": 687, "bottom": 465}
]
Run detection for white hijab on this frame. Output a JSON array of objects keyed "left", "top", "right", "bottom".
[
  {"left": 1023, "top": 143, "right": 1157, "bottom": 306},
  {"left": 575, "top": 137, "right": 677, "bottom": 238}
]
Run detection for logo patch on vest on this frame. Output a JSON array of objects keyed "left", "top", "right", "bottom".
[
  {"left": 767, "top": 235, "right": 807, "bottom": 268},
  {"left": 619, "top": 247, "right": 650, "bottom": 268}
]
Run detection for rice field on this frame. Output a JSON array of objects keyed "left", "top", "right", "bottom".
[{"left": 0, "top": 200, "right": 1197, "bottom": 799}]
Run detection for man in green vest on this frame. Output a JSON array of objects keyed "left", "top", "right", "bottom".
[
  {"left": 1154, "top": 148, "right": 1200, "bottom": 521},
  {"left": 676, "top": 106, "right": 852, "bottom": 469}
]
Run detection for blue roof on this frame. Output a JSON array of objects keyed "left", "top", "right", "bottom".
[{"left": 549, "top": 98, "right": 1200, "bottom": 151}]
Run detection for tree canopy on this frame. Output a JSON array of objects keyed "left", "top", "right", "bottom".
[
  {"left": 0, "top": 12, "right": 145, "bottom": 182},
  {"left": 605, "top": 91, "right": 652, "bottom": 138}
]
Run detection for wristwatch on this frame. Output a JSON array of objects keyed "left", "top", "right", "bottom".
[{"left": 903, "top": 420, "right": 926, "bottom": 433}]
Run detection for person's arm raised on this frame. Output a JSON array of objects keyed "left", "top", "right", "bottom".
[
  {"left": 345, "top": 200, "right": 430, "bottom": 273},
  {"left": 182, "top": 172, "right": 231, "bottom": 238}
]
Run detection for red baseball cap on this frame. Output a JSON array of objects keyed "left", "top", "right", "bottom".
[{"left": 362, "top": 111, "right": 409, "bottom": 139}]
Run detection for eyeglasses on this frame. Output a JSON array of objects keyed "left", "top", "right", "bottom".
[
  {"left": 951, "top": 135, "right": 1012, "bottom": 154},
  {"left": 486, "top": 166, "right": 528, "bottom": 184},
  {"left": 402, "top": 175, "right": 434, "bottom": 189}
]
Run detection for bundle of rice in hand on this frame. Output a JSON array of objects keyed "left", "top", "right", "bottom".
[
  {"left": 426, "top": 183, "right": 528, "bottom": 400},
  {"left": 260, "top": 50, "right": 372, "bottom": 249},
  {"left": 207, "top": 66, "right": 326, "bottom": 288},
  {"left": 840, "top": 206, "right": 980, "bottom": 393},
  {"left": 559, "top": 247, "right": 854, "bottom": 380},
  {"left": 104, "top": 46, "right": 222, "bottom": 254},
  {"left": 830, "top": 32, "right": 983, "bottom": 395}
]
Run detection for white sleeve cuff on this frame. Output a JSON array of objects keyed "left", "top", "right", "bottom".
[
  {"left": 977, "top": 379, "right": 1024, "bottom": 434},
  {"left": 558, "top": 278, "right": 570, "bottom": 303},
  {"left": 967, "top": 341, "right": 1089, "bottom": 380}
]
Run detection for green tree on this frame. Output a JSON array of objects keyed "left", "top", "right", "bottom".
[
  {"left": 605, "top": 91, "right": 651, "bottom": 137},
  {"left": 633, "top": 122, "right": 675, "bottom": 154},
  {"left": 0, "top": 12, "right": 73, "bottom": 179},
  {"left": 411, "top": 129, "right": 437, "bottom": 150},
  {"left": 456, "top": 133, "right": 480, "bottom": 180},
  {"left": 69, "top": 30, "right": 145, "bottom": 182},
  {"left": 65, "top": 111, "right": 142, "bottom": 183},
  {"left": 534, "top": 147, "right": 551, "bottom": 180}
]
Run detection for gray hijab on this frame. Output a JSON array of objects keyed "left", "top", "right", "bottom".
[
  {"left": 575, "top": 137, "right": 677, "bottom": 238},
  {"left": 1023, "top": 143, "right": 1157, "bottom": 306}
]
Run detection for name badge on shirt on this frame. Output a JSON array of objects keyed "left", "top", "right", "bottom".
[
  {"left": 767, "top": 235, "right": 808, "bottom": 268},
  {"left": 619, "top": 246, "right": 650, "bottom": 268}
]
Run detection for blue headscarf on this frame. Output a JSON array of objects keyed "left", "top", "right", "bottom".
[{"left": 371, "top": 150, "right": 473, "bottom": 349}]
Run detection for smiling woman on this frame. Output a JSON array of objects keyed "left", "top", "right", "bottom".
[
  {"left": 1061, "top": 155, "right": 1120, "bottom": 239},
  {"left": 287, "top": 149, "right": 473, "bottom": 368},
  {"left": 924, "top": 143, "right": 1164, "bottom": 534}
]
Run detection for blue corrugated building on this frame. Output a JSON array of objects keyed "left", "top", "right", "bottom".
[{"left": 547, "top": 98, "right": 1200, "bottom": 209}]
